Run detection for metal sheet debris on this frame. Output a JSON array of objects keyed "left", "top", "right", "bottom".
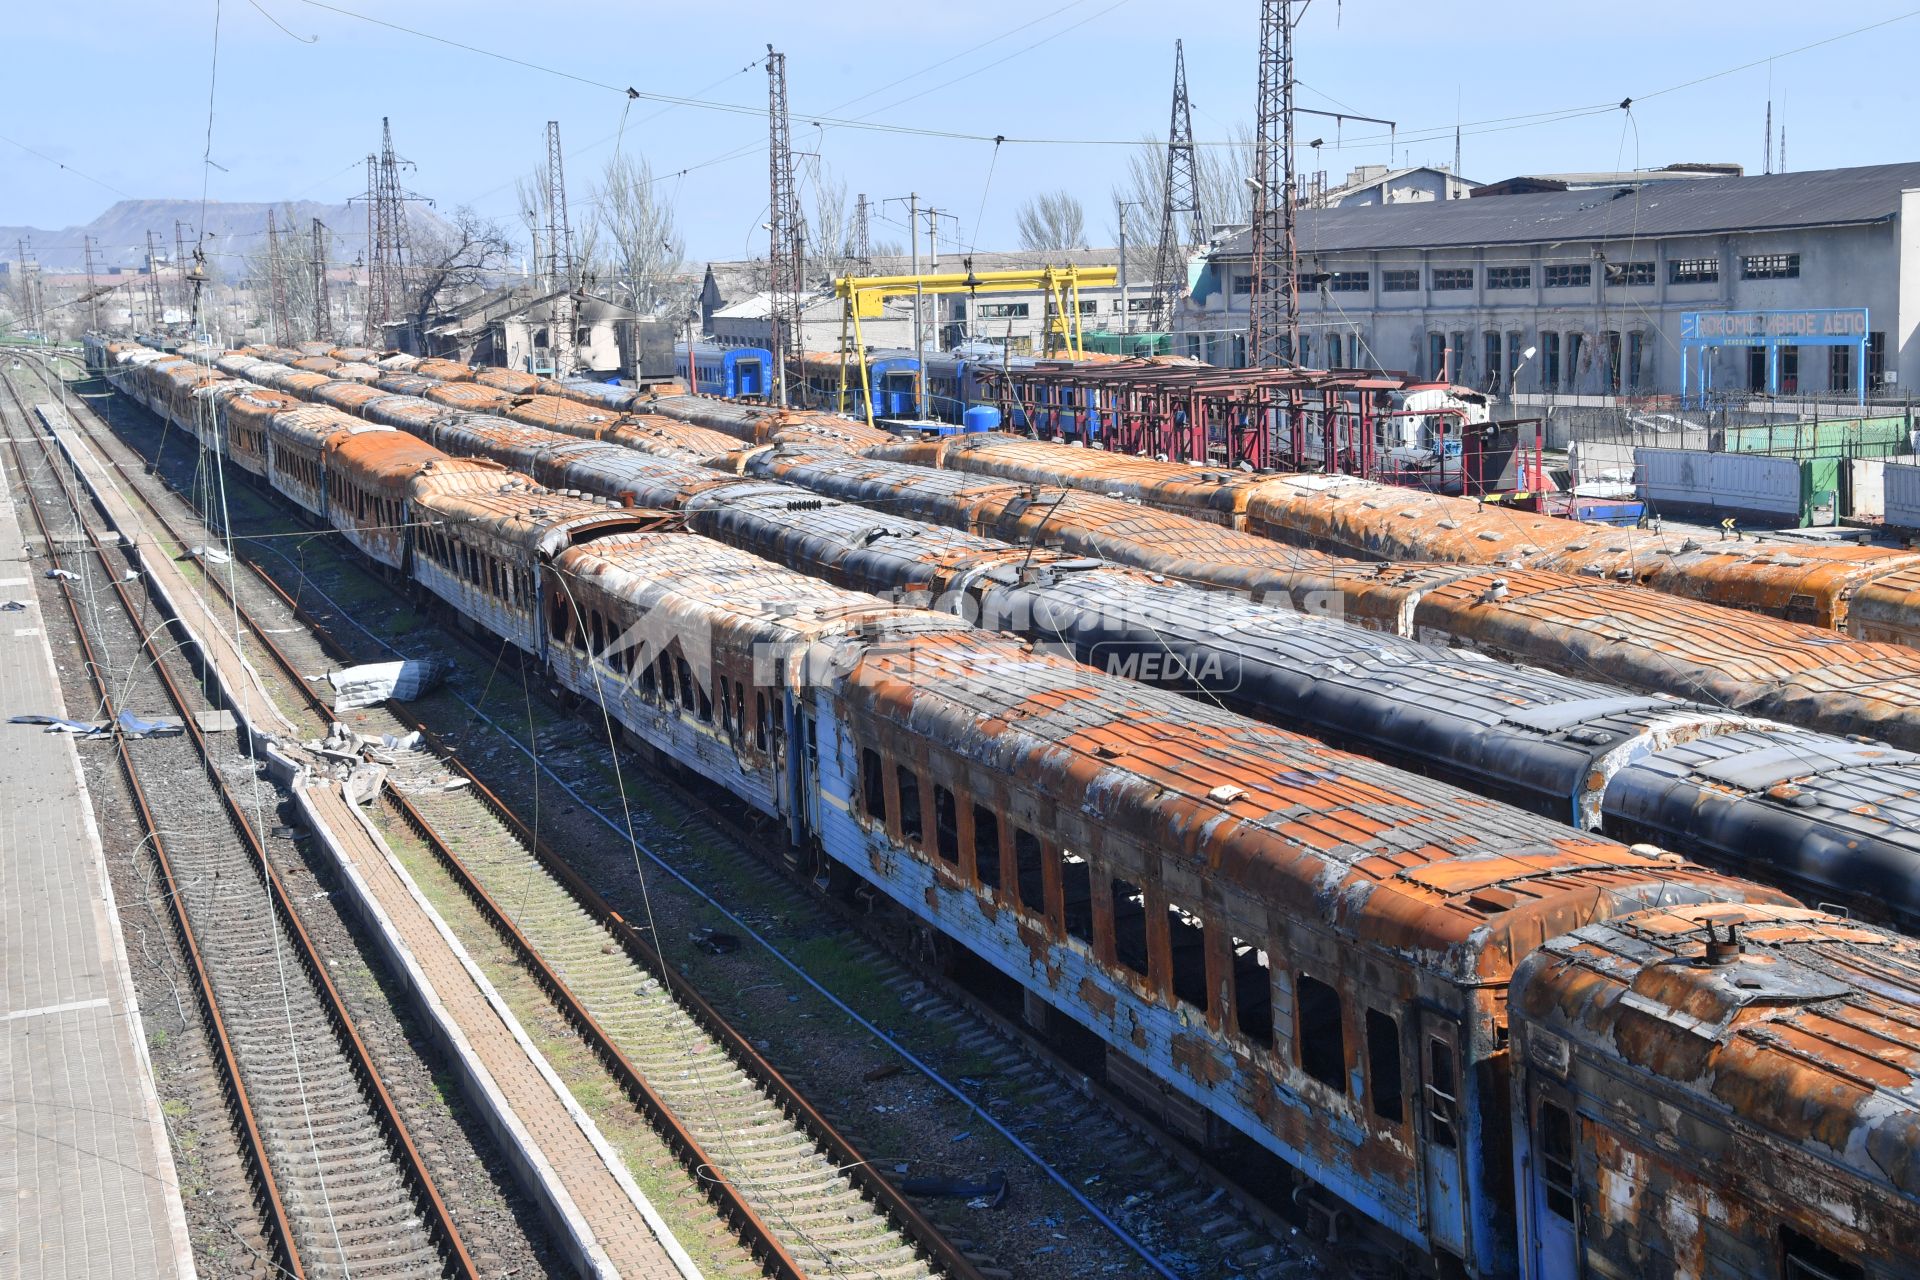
[{"left": 326, "top": 659, "right": 443, "bottom": 709}]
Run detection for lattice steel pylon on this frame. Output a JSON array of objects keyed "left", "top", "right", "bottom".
[
  {"left": 543, "top": 120, "right": 576, "bottom": 377},
  {"left": 265, "top": 209, "right": 292, "bottom": 345},
  {"left": 1149, "top": 40, "right": 1203, "bottom": 333},
  {"left": 366, "top": 117, "right": 417, "bottom": 344},
  {"left": 765, "top": 44, "right": 807, "bottom": 407},
  {"left": 82, "top": 236, "right": 100, "bottom": 332},
  {"left": 1248, "top": 0, "right": 1300, "bottom": 368},
  {"left": 144, "top": 231, "right": 166, "bottom": 334},
  {"left": 852, "top": 193, "right": 873, "bottom": 278},
  {"left": 311, "top": 218, "right": 333, "bottom": 340}
]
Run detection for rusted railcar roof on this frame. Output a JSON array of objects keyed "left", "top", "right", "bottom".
[
  {"left": 424, "top": 381, "right": 515, "bottom": 412},
  {"left": 1514, "top": 901, "right": 1920, "bottom": 1199},
  {"left": 313, "top": 380, "right": 402, "bottom": 414},
  {"left": 269, "top": 404, "right": 392, "bottom": 451},
  {"left": 412, "top": 358, "right": 476, "bottom": 382},
  {"left": 376, "top": 353, "right": 421, "bottom": 372},
  {"left": 472, "top": 368, "right": 545, "bottom": 394},
  {"left": 605, "top": 416, "right": 741, "bottom": 463},
  {"left": 410, "top": 469, "right": 671, "bottom": 556},
  {"left": 290, "top": 355, "right": 341, "bottom": 374},
  {"left": 326, "top": 430, "right": 456, "bottom": 488},
  {"left": 325, "top": 347, "right": 379, "bottom": 364},
  {"left": 329, "top": 362, "right": 385, "bottom": 384},
  {"left": 296, "top": 341, "right": 335, "bottom": 357},
  {"left": 375, "top": 373, "right": 440, "bottom": 398}
]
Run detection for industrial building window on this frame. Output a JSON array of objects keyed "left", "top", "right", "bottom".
[
  {"left": 972, "top": 804, "right": 1001, "bottom": 890},
  {"left": 1604, "top": 261, "right": 1655, "bottom": 287},
  {"left": 1742, "top": 252, "right": 1800, "bottom": 280},
  {"left": 933, "top": 785, "right": 960, "bottom": 865},
  {"left": 1380, "top": 269, "right": 1420, "bottom": 292},
  {"left": 1231, "top": 939, "right": 1273, "bottom": 1045},
  {"left": 1014, "top": 828, "right": 1045, "bottom": 914},
  {"left": 1430, "top": 267, "right": 1473, "bottom": 291},
  {"left": 1059, "top": 850, "right": 1094, "bottom": 944},
  {"left": 1628, "top": 331, "right": 1645, "bottom": 390},
  {"left": 1606, "top": 331, "right": 1622, "bottom": 393},
  {"left": 1166, "top": 903, "right": 1207, "bottom": 1010},
  {"left": 1427, "top": 333, "right": 1447, "bottom": 380},
  {"left": 1110, "top": 878, "right": 1150, "bottom": 978},
  {"left": 1780, "top": 1227, "right": 1865, "bottom": 1280},
  {"left": 1830, "top": 346, "right": 1853, "bottom": 393},
  {"left": 977, "top": 302, "right": 1030, "bottom": 319},
  {"left": 1365, "top": 1009, "right": 1404, "bottom": 1124},
  {"left": 1486, "top": 266, "right": 1529, "bottom": 290},
  {"left": 1869, "top": 333, "right": 1887, "bottom": 390},
  {"left": 1484, "top": 332, "right": 1503, "bottom": 391},
  {"left": 1669, "top": 257, "right": 1718, "bottom": 284},
  {"left": 1544, "top": 263, "right": 1590, "bottom": 288},
  {"left": 1507, "top": 330, "right": 1525, "bottom": 387},
  {"left": 1328, "top": 270, "right": 1369, "bottom": 293},
  {"left": 896, "top": 766, "right": 923, "bottom": 845},
  {"left": 1565, "top": 333, "right": 1586, "bottom": 390},
  {"left": 1229, "top": 275, "right": 1254, "bottom": 296},
  {"left": 1538, "top": 1100, "right": 1577, "bottom": 1221},
  {"left": 860, "top": 748, "right": 886, "bottom": 822},
  {"left": 1296, "top": 975, "right": 1346, "bottom": 1089}
]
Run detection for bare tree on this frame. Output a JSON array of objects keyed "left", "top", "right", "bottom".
[
  {"left": 406, "top": 206, "right": 513, "bottom": 333},
  {"left": 1014, "top": 191, "right": 1087, "bottom": 252},
  {"left": 242, "top": 203, "right": 318, "bottom": 342},
  {"left": 1109, "top": 124, "right": 1256, "bottom": 252},
  {"left": 587, "top": 151, "right": 688, "bottom": 317},
  {"left": 803, "top": 165, "right": 849, "bottom": 286}
]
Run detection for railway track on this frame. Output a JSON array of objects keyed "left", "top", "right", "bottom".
[
  {"left": 61, "top": 353, "right": 1317, "bottom": 1280},
  {"left": 35, "top": 355, "right": 988, "bottom": 1280},
  {"left": 0, "top": 368, "right": 474, "bottom": 1278}
]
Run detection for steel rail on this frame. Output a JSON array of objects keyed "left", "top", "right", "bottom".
[{"left": 1, "top": 367, "right": 477, "bottom": 1279}]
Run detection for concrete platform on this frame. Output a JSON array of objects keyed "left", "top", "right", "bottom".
[{"left": 0, "top": 452, "right": 197, "bottom": 1279}]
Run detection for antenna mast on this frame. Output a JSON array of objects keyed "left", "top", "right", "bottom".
[
  {"left": 766, "top": 44, "right": 807, "bottom": 406},
  {"left": 1150, "top": 39, "right": 1203, "bottom": 332},
  {"left": 83, "top": 236, "right": 100, "bottom": 332},
  {"left": 853, "top": 193, "right": 873, "bottom": 277},
  {"left": 143, "top": 231, "right": 166, "bottom": 334},
  {"left": 1249, "top": 0, "right": 1301, "bottom": 367},
  {"left": 543, "top": 120, "right": 577, "bottom": 377}
]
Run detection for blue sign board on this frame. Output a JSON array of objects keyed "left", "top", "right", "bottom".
[{"left": 1679, "top": 307, "right": 1870, "bottom": 405}]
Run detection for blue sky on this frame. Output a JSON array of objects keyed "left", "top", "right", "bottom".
[{"left": 6, "top": 1, "right": 1918, "bottom": 261}]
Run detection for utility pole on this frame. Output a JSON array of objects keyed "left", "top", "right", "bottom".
[
  {"left": 265, "top": 209, "right": 292, "bottom": 344},
  {"left": 311, "top": 218, "right": 332, "bottom": 340},
  {"left": 853, "top": 193, "right": 872, "bottom": 277},
  {"left": 543, "top": 120, "right": 576, "bottom": 377},
  {"left": 1249, "top": 0, "right": 1301, "bottom": 368},
  {"left": 765, "top": 45, "right": 807, "bottom": 407},
  {"left": 910, "top": 192, "right": 921, "bottom": 411},
  {"left": 144, "top": 231, "right": 166, "bottom": 333},
  {"left": 82, "top": 236, "right": 100, "bottom": 332},
  {"left": 16, "top": 238, "right": 39, "bottom": 336},
  {"left": 1151, "top": 39, "right": 1203, "bottom": 335}
]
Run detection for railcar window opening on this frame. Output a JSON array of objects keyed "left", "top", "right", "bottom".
[
  {"left": 1428, "top": 1039, "right": 1460, "bottom": 1149},
  {"left": 972, "top": 804, "right": 1002, "bottom": 892},
  {"left": 677, "top": 658, "right": 696, "bottom": 712},
  {"left": 1110, "top": 879, "right": 1151, "bottom": 979},
  {"left": 1230, "top": 939, "right": 1273, "bottom": 1045},
  {"left": 1060, "top": 851, "right": 1094, "bottom": 944},
  {"left": 589, "top": 611, "right": 606, "bottom": 660},
  {"left": 933, "top": 785, "right": 961, "bottom": 865},
  {"left": 1780, "top": 1227, "right": 1865, "bottom": 1280},
  {"left": 755, "top": 693, "right": 769, "bottom": 750},
  {"left": 1537, "top": 1100, "right": 1576, "bottom": 1222},
  {"left": 1014, "top": 828, "right": 1045, "bottom": 915},
  {"left": 697, "top": 679, "right": 713, "bottom": 724},
  {"left": 659, "top": 653, "right": 677, "bottom": 703},
  {"left": 1166, "top": 903, "right": 1207, "bottom": 1011},
  {"left": 1296, "top": 975, "right": 1347, "bottom": 1090},
  {"left": 897, "top": 766, "right": 925, "bottom": 846},
  {"left": 860, "top": 748, "right": 887, "bottom": 821},
  {"left": 1365, "top": 1009, "right": 1405, "bottom": 1124}
]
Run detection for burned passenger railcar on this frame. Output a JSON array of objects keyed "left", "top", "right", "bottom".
[{"left": 1509, "top": 902, "right": 1920, "bottom": 1280}]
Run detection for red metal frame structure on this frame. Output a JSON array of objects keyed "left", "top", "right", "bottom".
[{"left": 975, "top": 359, "right": 1425, "bottom": 477}]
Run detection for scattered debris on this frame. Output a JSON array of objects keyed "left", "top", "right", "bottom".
[
  {"left": 10, "top": 710, "right": 183, "bottom": 738},
  {"left": 690, "top": 926, "right": 742, "bottom": 956},
  {"left": 193, "top": 709, "right": 237, "bottom": 734},
  {"left": 328, "top": 658, "right": 444, "bottom": 709},
  {"left": 184, "top": 545, "right": 232, "bottom": 565},
  {"left": 0, "top": 600, "right": 24, "bottom": 612},
  {"left": 862, "top": 1062, "right": 903, "bottom": 1084},
  {"left": 115, "top": 711, "right": 184, "bottom": 738},
  {"left": 898, "top": 1171, "right": 1007, "bottom": 1209},
  {"left": 44, "top": 568, "right": 77, "bottom": 581},
  {"left": 11, "top": 713, "right": 103, "bottom": 734}
]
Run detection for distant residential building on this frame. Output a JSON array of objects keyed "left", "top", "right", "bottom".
[
  {"left": 1306, "top": 164, "right": 1479, "bottom": 207},
  {"left": 1178, "top": 160, "right": 1919, "bottom": 398}
]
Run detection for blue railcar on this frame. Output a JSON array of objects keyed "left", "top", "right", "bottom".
[{"left": 674, "top": 341, "right": 771, "bottom": 399}]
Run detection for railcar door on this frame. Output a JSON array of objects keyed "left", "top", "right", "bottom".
[
  {"left": 1525, "top": 1084, "right": 1582, "bottom": 1279},
  {"left": 784, "top": 694, "right": 821, "bottom": 849},
  {"left": 1420, "top": 1018, "right": 1469, "bottom": 1261}
]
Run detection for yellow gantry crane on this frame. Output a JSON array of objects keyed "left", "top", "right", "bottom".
[{"left": 831, "top": 264, "right": 1120, "bottom": 426}]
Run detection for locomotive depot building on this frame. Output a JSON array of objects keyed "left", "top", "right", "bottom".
[{"left": 1180, "top": 160, "right": 1920, "bottom": 399}]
